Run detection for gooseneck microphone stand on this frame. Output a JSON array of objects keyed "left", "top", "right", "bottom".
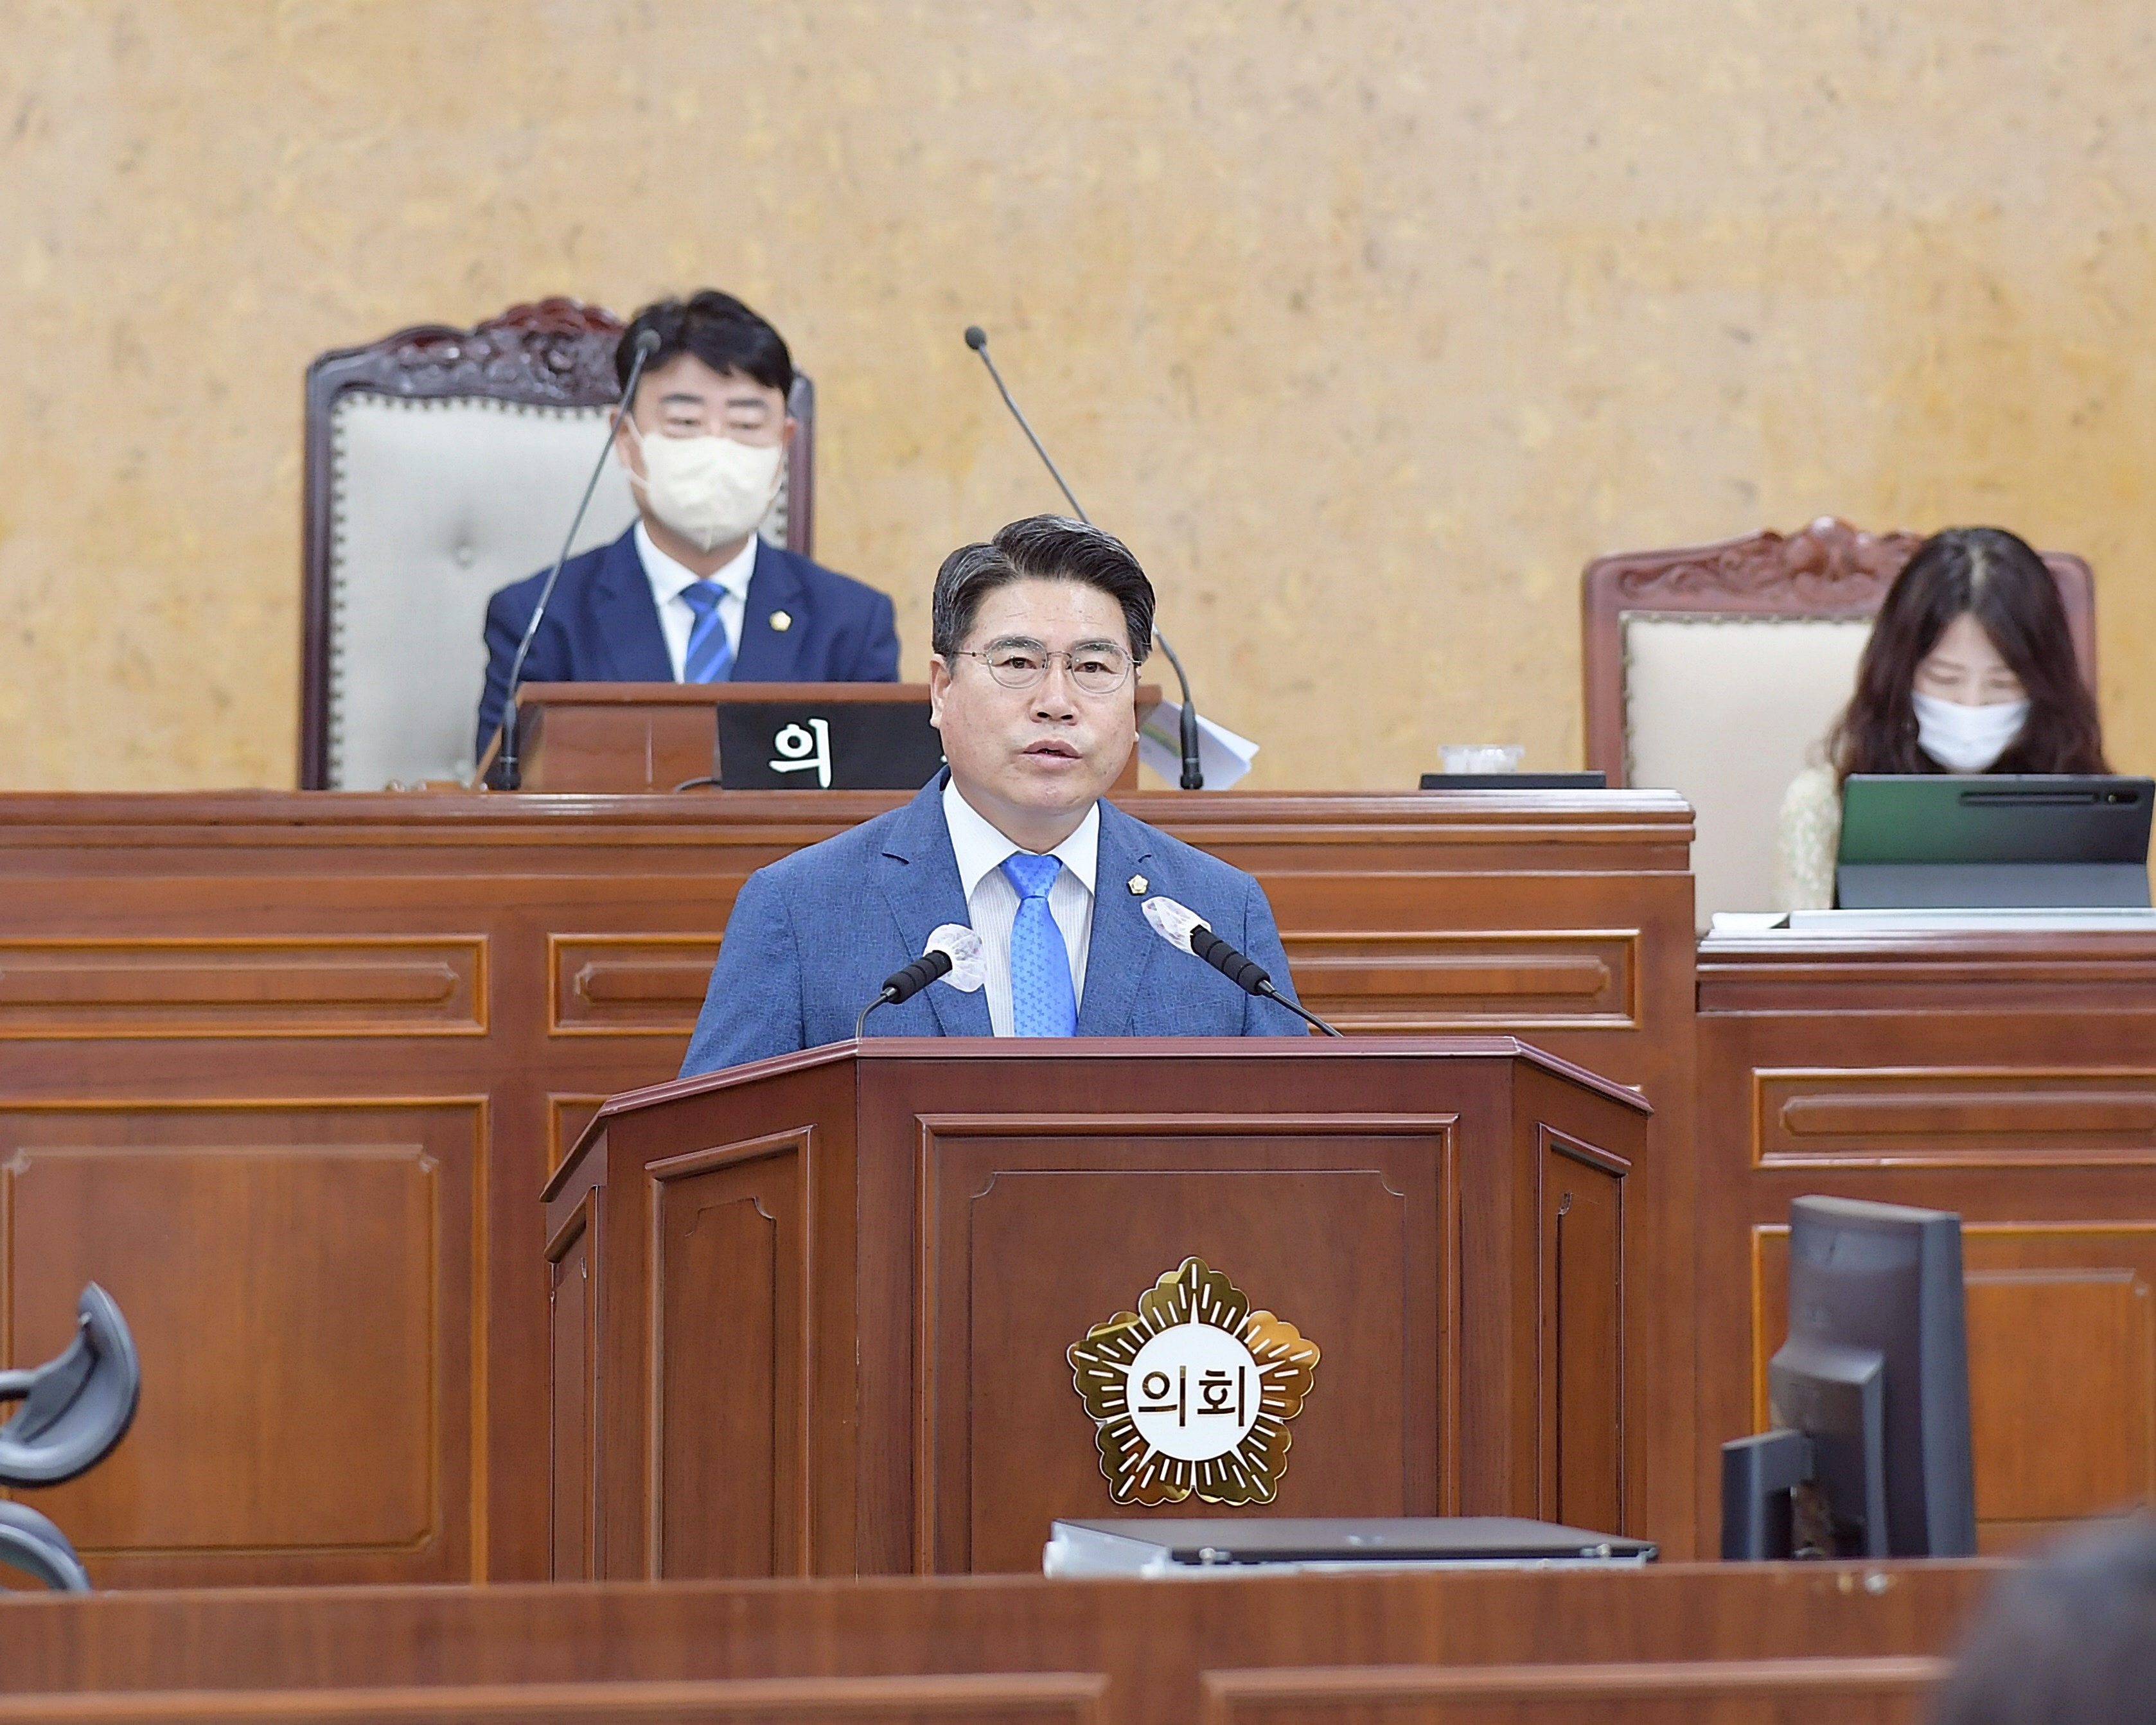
[
  {"left": 483, "top": 328, "right": 662, "bottom": 790},
  {"left": 964, "top": 326, "right": 1206, "bottom": 790}
]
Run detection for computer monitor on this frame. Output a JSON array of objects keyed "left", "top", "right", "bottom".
[
  {"left": 1721, "top": 1195, "right": 1977, "bottom": 1559},
  {"left": 1837, "top": 774, "right": 2154, "bottom": 909}
]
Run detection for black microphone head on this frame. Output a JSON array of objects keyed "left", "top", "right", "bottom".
[
  {"left": 879, "top": 948, "right": 955, "bottom": 1007},
  {"left": 633, "top": 328, "right": 661, "bottom": 358},
  {"left": 964, "top": 325, "right": 989, "bottom": 351},
  {"left": 1188, "top": 924, "right": 1269, "bottom": 996}
]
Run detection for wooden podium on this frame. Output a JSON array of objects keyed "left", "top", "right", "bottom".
[{"left": 543, "top": 1035, "right": 1650, "bottom": 1580}]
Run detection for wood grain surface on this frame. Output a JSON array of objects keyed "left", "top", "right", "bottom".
[
  {"left": 545, "top": 1038, "right": 1650, "bottom": 1578},
  {"left": 511, "top": 683, "right": 1162, "bottom": 794},
  {"left": 0, "top": 1561, "right": 1996, "bottom": 1725},
  {"left": 0, "top": 786, "right": 1698, "bottom": 1584},
  {"left": 1697, "top": 928, "right": 2156, "bottom": 1551}
]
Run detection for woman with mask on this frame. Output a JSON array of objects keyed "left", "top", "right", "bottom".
[{"left": 1774, "top": 527, "right": 2107, "bottom": 910}]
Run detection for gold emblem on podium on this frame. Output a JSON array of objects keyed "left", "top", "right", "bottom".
[{"left": 1068, "top": 1257, "right": 1320, "bottom": 1506}]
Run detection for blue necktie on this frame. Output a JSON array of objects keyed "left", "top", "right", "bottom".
[
  {"left": 678, "top": 583, "right": 734, "bottom": 683},
  {"left": 1000, "top": 853, "right": 1077, "bottom": 1036}
]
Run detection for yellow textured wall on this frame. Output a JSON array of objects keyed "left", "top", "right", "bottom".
[{"left": 3, "top": 1, "right": 2153, "bottom": 790}]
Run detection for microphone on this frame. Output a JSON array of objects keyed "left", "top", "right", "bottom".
[
  {"left": 483, "top": 327, "right": 662, "bottom": 789},
  {"left": 1141, "top": 896, "right": 1345, "bottom": 1038},
  {"left": 963, "top": 324, "right": 1207, "bottom": 790},
  {"left": 855, "top": 924, "right": 987, "bottom": 1039}
]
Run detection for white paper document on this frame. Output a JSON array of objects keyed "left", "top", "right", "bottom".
[
  {"left": 1136, "top": 698, "right": 1259, "bottom": 790},
  {"left": 1708, "top": 912, "right": 1791, "bottom": 933}
]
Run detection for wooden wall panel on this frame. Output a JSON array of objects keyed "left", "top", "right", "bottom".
[
  {"left": 1697, "top": 930, "right": 2156, "bottom": 1554},
  {"left": 1959, "top": 1261, "right": 2153, "bottom": 1533},
  {"left": 0, "top": 1101, "right": 477, "bottom": 1584},
  {"left": 1280, "top": 930, "right": 1638, "bottom": 1032},
  {"left": 0, "top": 1676, "right": 1108, "bottom": 1724},
  {"left": 0, "top": 787, "right": 1693, "bottom": 1581},
  {"left": 1751, "top": 1223, "right": 2156, "bottom": 1550},
  {"left": 1540, "top": 1133, "right": 1624, "bottom": 1533},
  {"left": 0, "top": 937, "right": 484, "bottom": 1038},
  {"left": 1754, "top": 1069, "right": 2156, "bottom": 1168},
  {"left": 0, "top": 1562, "right": 1993, "bottom": 1725},
  {"left": 651, "top": 1133, "right": 810, "bottom": 1580},
  {"left": 1201, "top": 1658, "right": 1941, "bottom": 1725},
  {"left": 550, "top": 936, "right": 720, "bottom": 1036},
  {"left": 550, "top": 929, "right": 1649, "bottom": 1042},
  {"left": 918, "top": 1116, "right": 1447, "bottom": 1575},
  {"left": 546, "top": 1189, "right": 599, "bottom": 1584}
]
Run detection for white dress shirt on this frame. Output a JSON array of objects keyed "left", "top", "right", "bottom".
[
  {"left": 941, "top": 779, "right": 1097, "bottom": 1035},
  {"left": 635, "top": 521, "right": 757, "bottom": 679}
]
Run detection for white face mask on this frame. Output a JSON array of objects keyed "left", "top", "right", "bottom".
[
  {"left": 621, "top": 421, "right": 783, "bottom": 553},
  {"left": 1913, "top": 689, "right": 2029, "bottom": 774}
]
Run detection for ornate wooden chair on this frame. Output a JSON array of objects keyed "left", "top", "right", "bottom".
[
  {"left": 299, "top": 298, "right": 818, "bottom": 789},
  {"left": 1581, "top": 518, "right": 2096, "bottom": 923}
]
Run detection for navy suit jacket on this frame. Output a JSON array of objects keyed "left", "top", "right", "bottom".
[
  {"left": 475, "top": 526, "right": 900, "bottom": 757},
  {"left": 680, "top": 775, "right": 1309, "bottom": 1074}
]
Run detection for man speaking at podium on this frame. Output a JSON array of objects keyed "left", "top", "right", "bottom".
[
  {"left": 474, "top": 292, "right": 900, "bottom": 758},
  {"left": 680, "top": 515, "right": 1307, "bottom": 1074}
]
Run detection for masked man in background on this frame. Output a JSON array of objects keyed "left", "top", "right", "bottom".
[{"left": 474, "top": 291, "right": 899, "bottom": 760}]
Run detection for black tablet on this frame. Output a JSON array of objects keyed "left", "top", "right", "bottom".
[{"left": 1837, "top": 774, "right": 2154, "bottom": 908}]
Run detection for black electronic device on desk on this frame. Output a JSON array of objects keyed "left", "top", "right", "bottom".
[
  {"left": 1721, "top": 1196, "right": 1976, "bottom": 1561},
  {"left": 1043, "top": 1516, "right": 1656, "bottom": 1577},
  {"left": 1420, "top": 771, "right": 1609, "bottom": 791},
  {"left": 1837, "top": 773, "right": 2154, "bottom": 908},
  {"left": 714, "top": 700, "right": 946, "bottom": 792}
]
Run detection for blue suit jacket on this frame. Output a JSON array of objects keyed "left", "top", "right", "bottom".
[
  {"left": 680, "top": 775, "right": 1309, "bottom": 1074},
  {"left": 476, "top": 526, "right": 900, "bottom": 757}
]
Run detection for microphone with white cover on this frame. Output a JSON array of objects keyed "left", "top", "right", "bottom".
[
  {"left": 856, "top": 924, "right": 987, "bottom": 1039},
  {"left": 1140, "top": 897, "right": 1345, "bottom": 1037}
]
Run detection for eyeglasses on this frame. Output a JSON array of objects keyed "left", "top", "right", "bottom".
[{"left": 950, "top": 639, "right": 1135, "bottom": 696}]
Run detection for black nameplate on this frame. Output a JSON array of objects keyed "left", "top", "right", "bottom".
[{"left": 715, "top": 702, "right": 946, "bottom": 791}]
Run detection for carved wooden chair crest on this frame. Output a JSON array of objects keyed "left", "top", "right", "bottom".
[
  {"left": 299, "top": 297, "right": 818, "bottom": 790},
  {"left": 1581, "top": 517, "right": 2095, "bottom": 923}
]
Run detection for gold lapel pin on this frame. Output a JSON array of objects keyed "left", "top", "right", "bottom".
[
  {"left": 769, "top": 609, "right": 793, "bottom": 632},
  {"left": 1127, "top": 874, "right": 1148, "bottom": 896}
]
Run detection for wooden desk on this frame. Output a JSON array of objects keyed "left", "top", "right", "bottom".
[
  {"left": 0, "top": 1562, "right": 1997, "bottom": 1724},
  {"left": 0, "top": 787, "right": 1695, "bottom": 1587},
  {"left": 1697, "top": 927, "right": 2156, "bottom": 1551},
  {"left": 510, "top": 681, "right": 1158, "bottom": 792}
]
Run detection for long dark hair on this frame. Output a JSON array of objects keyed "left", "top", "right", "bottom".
[{"left": 1829, "top": 526, "right": 2106, "bottom": 778}]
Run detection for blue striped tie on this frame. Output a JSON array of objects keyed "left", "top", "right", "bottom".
[
  {"left": 1000, "top": 853, "right": 1077, "bottom": 1036},
  {"left": 678, "top": 583, "right": 734, "bottom": 683}
]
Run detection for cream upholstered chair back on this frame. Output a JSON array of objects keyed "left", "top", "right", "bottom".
[
  {"left": 1581, "top": 518, "right": 2097, "bottom": 926},
  {"left": 300, "top": 299, "right": 815, "bottom": 789}
]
